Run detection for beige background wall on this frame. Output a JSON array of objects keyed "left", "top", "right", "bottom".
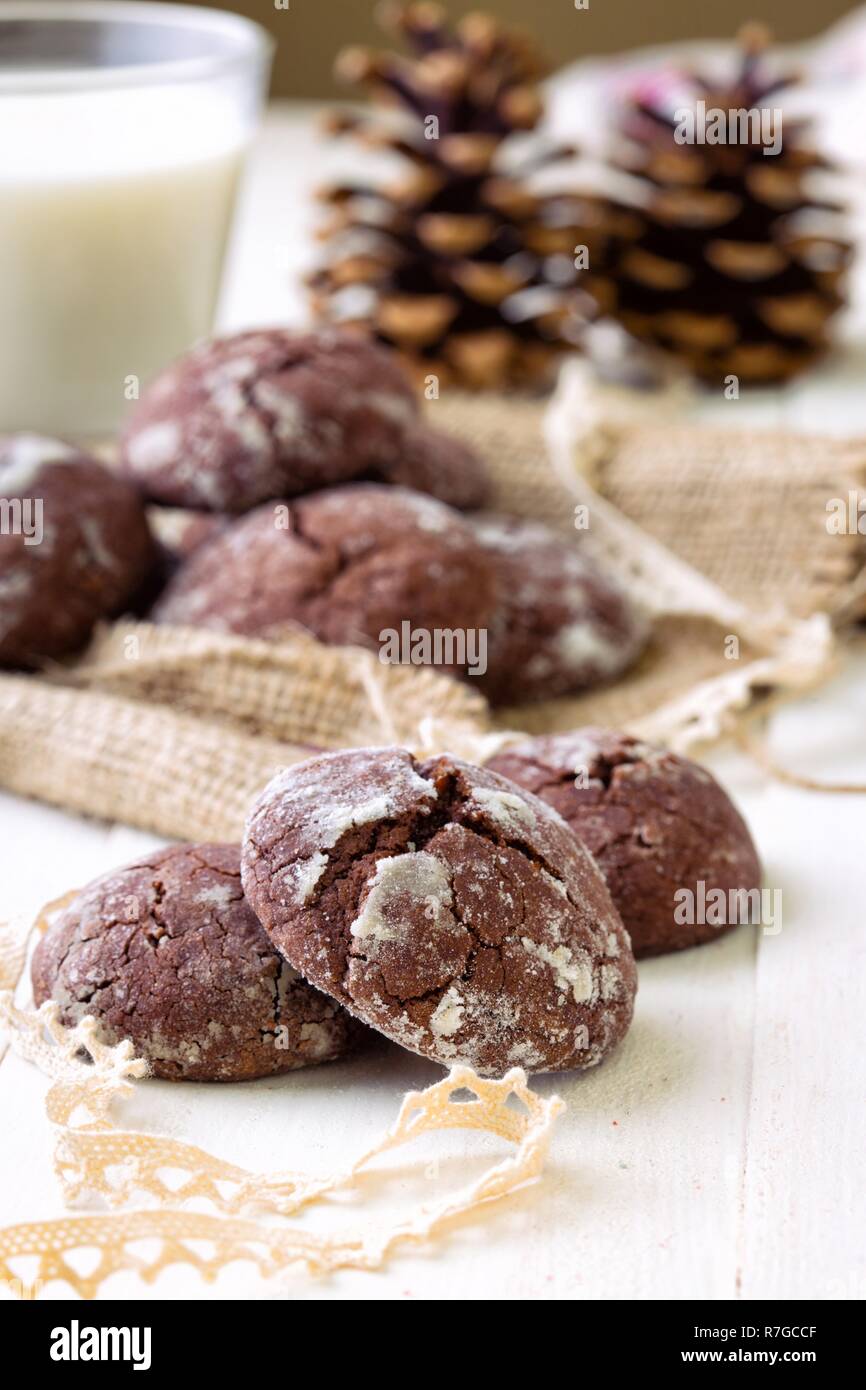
[{"left": 151, "top": 0, "right": 858, "bottom": 98}]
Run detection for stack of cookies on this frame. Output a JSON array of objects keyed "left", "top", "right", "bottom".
[
  {"left": 126, "top": 328, "right": 650, "bottom": 705},
  {"left": 1, "top": 328, "right": 649, "bottom": 704},
  {"left": 32, "top": 735, "right": 761, "bottom": 1082}
]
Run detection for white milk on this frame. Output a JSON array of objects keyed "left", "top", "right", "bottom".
[{"left": 0, "top": 83, "right": 246, "bottom": 436}]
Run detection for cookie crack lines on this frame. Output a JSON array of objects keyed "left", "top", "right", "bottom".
[
  {"left": 33, "top": 845, "right": 359, "bottom": 1081},
  {"left": 423, "top": 760, "right": 572, "bottom": 884},
  {"left": 240, "top": 747, "right": 637, "bottom": 1076},
  {"left": 298, "top": 756, "right": 556, "bottom": 928},
  {"left": 150, "top": 482, "right": 497, "bottom": 670},
  {"left": 232, "top": 349, "right": 297, "bottom": 475},
  {"left": 260, "top": 966, "right": 284, "bottom": 1045},
  {"left": 144, "top": 877, "right": 169, "bottom": 947},
  {"left": 185, "top": 847, "right": 243, "bottom": 882},
  {"left": 488, "top": 731, "right": 762, "bottom": 959},
  {"left": 354, "top": 865, "right": 529, "bottom": 1013},
  {"left": 285, "top": 500, "right": 356, "bottom": 599},
  {"left": 120, "top": 330, "right": 421, "bottom": 513}
]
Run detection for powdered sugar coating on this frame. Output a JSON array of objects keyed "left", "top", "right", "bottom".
[
  {"left": 488, "top": 728, "right": 762, "bottom": 958},
  {"left": 31, "top": 843, "right": 359, "bottom": 1081},
  {"left": 246, "top": 748, "right": 438, "bottom": 915},
  {"left": 351, "top": 852, "right": 456, "bottom": 950},
  {"left": 471, "top": 514, "right": 649, "bottom": 706},
  {"left": 121, "top": 328, "right": 420, "bottom": 512},
  {"left": 241, "top": 747, "right": 636, "bottom": 1075},
  {"left": 0, "top": 434, "right": 76, "bottom": 492},
  {"left": 152, "top": 484, "right": 498, "bottom": 666},
  {"left": 468, "top": 786, "right": 537, "bottom": 834},
  {"left": 0, "top": 436, "right": 156, "bottom": 669},
  {"left": 521, "top": 938, "right": 595, "bottom": 1004}
]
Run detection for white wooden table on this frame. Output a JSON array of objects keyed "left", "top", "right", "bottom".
[{"left": 1, "top": 105, "right": 864, "bottom": 1303}]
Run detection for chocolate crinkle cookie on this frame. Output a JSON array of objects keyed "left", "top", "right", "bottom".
[
  {"left": 471, "top": 515, "right": 649, "bottom": 706},
  {"left": 241, "top": 747, "right": 637, "bottom": 1076},
  {"left": 31, "top": 844, "right": 358, "bottom": 1081},
  {"left": 373, "top": 421, "right": 490, "bottom": 511},
  {"left": 152, "top": 484, "right": 498, "bottom": 674},
  {"left": 0, "top": 434, "right": 156, "bottom": 669},
  {"left": 121, "top": 328, "right": 420, "bottom": 512},
  {"left": 487, "top": 729, "right": 762, "bottom": 957}
]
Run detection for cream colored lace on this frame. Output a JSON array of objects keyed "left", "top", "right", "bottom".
[{"left": 0, "top": 914, "right": 564, "bottom": 1299}]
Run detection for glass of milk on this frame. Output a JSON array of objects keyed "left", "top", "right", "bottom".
[{"left": 0, "top": 2, "right": 273, "bottom": 437}]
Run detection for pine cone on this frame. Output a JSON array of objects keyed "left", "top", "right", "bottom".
[
  {"left": 585, "top": 25, "right": 851, "bottom": 385},
  {"left": 309, "top": 3, "right": 611, "bottom": 390}
]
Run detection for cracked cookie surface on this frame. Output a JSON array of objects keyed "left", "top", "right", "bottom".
[
  {"left": 152, "top": 484, "right": 498, "bottom": 671},
  {"left": 0, "top": 435, "right": 156, "bottom": 669},
  {"left": 31, "top": 843, "right": 358, "bottom": 1081},
  {"left": 120, "top": 328, "right": 419, "bottom": 512},
  {"left": 470, "top": 515, "right": 649, "bottom": 706},
  {"left": 241, "top": 747, "right": 637, "bottom": 1076},
  {"left": 488, "top": 729, "right": 762, "bottom": 957}
]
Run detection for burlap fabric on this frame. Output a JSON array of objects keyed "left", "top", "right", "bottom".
[
  {"left": 0, "top": 368, "right": 863, "bottom": 842},
  {"left": 548, "top": 364, "right": 866, "bottom": 620},
  {"left": 0, "top": 630, "right": 496, "bottom": 842}
]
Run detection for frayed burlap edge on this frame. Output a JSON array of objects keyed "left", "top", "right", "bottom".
[{"left": 0, "top": 366, "right": 863, "bottom": 840}]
